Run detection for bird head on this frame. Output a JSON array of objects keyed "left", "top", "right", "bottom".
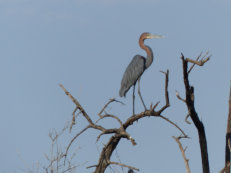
[{"left": 141, "top": 32, "right": 164, "bottom": 40}]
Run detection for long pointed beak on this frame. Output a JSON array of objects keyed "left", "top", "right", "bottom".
[{"left": 148, "top": 34, "right": 164, "bottom": 39}]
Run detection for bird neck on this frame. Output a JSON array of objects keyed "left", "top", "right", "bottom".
[{"left": 139, "top": 39, "right": 153, "bottom": 68}]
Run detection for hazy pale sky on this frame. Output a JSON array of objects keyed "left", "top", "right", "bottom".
[{"left": 1, "top": 0, "right": 231, "bottom": 172}]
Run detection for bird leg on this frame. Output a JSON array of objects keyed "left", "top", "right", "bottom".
[
  {"left": 138, "top": 78, "right": 147, "bottom": 111},
  {"left": 132, "top": 85, "right": 135, "bottom": 115}
]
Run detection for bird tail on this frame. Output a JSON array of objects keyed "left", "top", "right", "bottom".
[{"left": 119, "top": 87, "right": 126, "bottom": 97}]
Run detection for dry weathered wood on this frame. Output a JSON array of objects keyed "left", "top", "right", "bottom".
[
  {"left": 225, "top": 85, "right": 231, "bottom": 173},
  {"left": 186, "top": 57, "right": 210, "bottom": 66},
  {"left": 173, "top": 136, "right": 191, "bottom": 173},
  {"left": 94, "top": 71, "right": 171, "bottom": 173},
  {"left": 185, "top": 51, "right": 211, "bottom": 72},
  {"left": 60, "top": 84, "right": 139, "bottom": 172},
  {"left": 181, "top": 54, "right": 210, "bottom": 173},
  {"left": 109, "top": 161, "right": 139, "bottom": 171},
  {"left": 221, "top": 162, "right": 231, "bottom": 173},
  {"left": 176, "top": 90, "right": 186, "bottom": 103},
  {"left": 60, "top": 70, "right": 187, "bottom": 173}
]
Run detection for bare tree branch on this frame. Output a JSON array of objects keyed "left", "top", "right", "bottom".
[
  {"left": 98, "top": 98, "right": 125, "bottom": 118},
  {"left": 187, "top": 51, "right": 203, "bottom": 74},
  {"left": 175, "top": 90, "right": 191, "bottom": 124},
  {"left": 225, "top": 84, "right": 231, "bottom": 173},
  {"left": 185, "top": 51, "right": 211, "bottom": 73},
  {"left": 185, "top": 113, "right": 191, "bottom": 124},
  {"left": 156, "top": 70, "right": 170, "bottom": 114},
  {"left": 96, "top": 129, "right": 121, "bottom": 142},
  {"left": 176, "top": 90, "right": 186, "bottom": 103},
  {"left": 115, "top": 149, "right": 125, "bottom": 173},
  {"left": 96, "top": 114, "right": 124, "bottom": 127},
  {"left": 181, "top": 53, "right": 210, "bottom": 173},
  {"left": 64, "top": 125, "right": 90, "bottom": 164},
  {"left": 60, "top": 69, "right": 188, "bottom": 173},
  {"left": 41, "top": 127, "right": 79, "bottom": 173},
  {"left": 160, "top": 115, "right": 188, "bottom": 138},
  {"left": 109, "top": 161, "right": 139, "bottom": 171},
  {"left": 173, "top": 136, "right": 191, "bottom": 173},
  {"left": 70, "top": 106, "right": 78, "bottom": 133},
  {"left": 150, "top": 101, "right": 160, "bottom": 110},
  {"left": 59, "top": 84, "right": 94, "bottom": 125},
  {"left": 94, "top": 70, "right": 171, "bottom": 173}
]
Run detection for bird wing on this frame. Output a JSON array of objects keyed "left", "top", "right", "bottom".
[{"left": 119, "top": 55, "right": 145, "bottom": 97}]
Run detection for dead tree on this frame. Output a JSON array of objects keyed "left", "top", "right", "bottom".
[
  {"left": 60, "top": 70, "right": 189, "bottom": 173},
  {"left": 176, "top": 53, "right": 211, "bottom": 173},
  {"left": 58, "top": 52, "right": 217, "bottom": 173}
]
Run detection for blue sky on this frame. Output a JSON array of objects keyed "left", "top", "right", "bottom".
[{"left": 0, "top": 0, "right": 231, "bottom": 172}]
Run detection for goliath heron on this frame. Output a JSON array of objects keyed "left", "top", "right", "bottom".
[{"left": 119, "top": 32, "right": 163, "bottom": 114}]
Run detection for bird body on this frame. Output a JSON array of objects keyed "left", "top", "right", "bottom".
[
  {"left": 119, "top": 32, "right": 162, "bottom": 114},
  {"left": 119, "top": 55, "right": 146, "bottom": 97}
]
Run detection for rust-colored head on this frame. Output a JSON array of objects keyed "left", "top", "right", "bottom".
[
  {"left": 139, "top": 32, "right": 163, "bottom": 51},
  {"left": 140, "top": 32, "right": 163, "bottom": 40}
]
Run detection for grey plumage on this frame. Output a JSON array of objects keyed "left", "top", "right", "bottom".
[
  {"left": 119, "top": 55, "right": 146, "bottom": 97},
  {"left": 119, "top": 32, "right": 162, "bottom": 114}
]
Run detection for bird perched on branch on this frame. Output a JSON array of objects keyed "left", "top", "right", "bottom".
[{"left": 119, "top": 32, "right": 163, "bottom": 115}]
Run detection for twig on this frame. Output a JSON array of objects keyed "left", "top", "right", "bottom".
[
  {"left": 115, "top": 149, "right": 125, "bottom": 173},
  {"left": 175, "top": 90, "right": 191, "bottom": 124},
  {"left": 187, "top": 51, "right": 202, "bottom": 74},
  {"left": 59, "top": 84, "right": 94, "bottom": 125},
  {"left": 96, "top": 129, "right": 120, "bottom": 142},
  {"left": 173, "top": 136, "right": 191, "bottom": 173},
  {"left": 62, "top": 165, "right": 78, "bottom": 173},
  {"left": 186, "top": 56, "right": 210, "bottom": 67},
  {"left": 109, "top": 161, "right": 139, "bottom": 171},
  {"left": 160, "top": 115, "right": 188, "bottom": 138},
  {"left": 98, "top": 98, "right": 125, "bottom": 117},
  {"left": 156, "top": 70, "right": 170, "bottom": 114},
  {"left": 86, "top": 164, "right": 98, "bottom": 169},
  {"left": 64, "top": 126, "right": 90, "bottom": 164},
  {"left": 150, "top": 101, "right": 160, "bottom": 110},
  {"left": 69, "top": 106, "right": 78, "bottom": 133},
  {"left": 185, "top": 114, "right": 191, "bottom": 124},
  {"left": 176, "top": 90, "right": 186, "bottom": 103},
  {"left": 186, "top": 51, "right": 211, "bottom": 70},
  {"left": 96, "top": 114, "right": 124, "bottom": 127}
]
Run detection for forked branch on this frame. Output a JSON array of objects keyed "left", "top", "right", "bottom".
[
  {"left": 94, "top": 70, "right": 188, "bottom": 173},
  {"left": 60, "top": 69, "right": 187, "bottom": 173},
  {"left": 186, "top": 51, "right": 211, "bottom": 74},
  {"left": 181, "top": 54, "right": 210, "bottom": 173}
]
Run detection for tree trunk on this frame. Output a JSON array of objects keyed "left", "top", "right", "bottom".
[{"left": 95, "top": 135, "right": 121, "bottom": 173}]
